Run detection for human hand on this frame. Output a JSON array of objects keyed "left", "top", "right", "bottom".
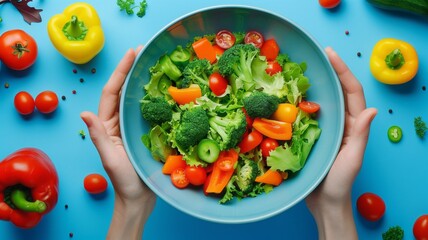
[
  {"left": 305, "top": 47, "right": 377, "bottom": 240},
  {"left": 81, "top": 47, "right": 155, "bottom": 239}
]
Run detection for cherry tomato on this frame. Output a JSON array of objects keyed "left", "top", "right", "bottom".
[
  {"left": 260, "top": 39, "right": 280, "bottom": 61},
  {"left": 319, "top": 0, "right": 341, "bottom": 8},
  {"left": 14, "top": 91, "right": 35, "bottom": 115},
  {"left": 260, "top": 138, "right": 279, "bottom": 157},
  {"left": 184, "top": 166, "right": 207, "bottom": 186},
  {"left": 238, "top": 129, "right": 263, "bottom": 153},
  {"left": 356, "top": 192, "right": 386, "bottom": 221},
  {"left": 0, "top": 29, "right": 38, "bottom": 70},
  {"left": 217, "top": 157, "right": 234, "bottom": 171},
  {"left": 35, "top": 90, "right": 59, "bottom": 114},
  {"left": 414, "top": 215, "right": 428, "bottom": 240},
  {"left": 265, "top": 60, "right": 282, "bottom": 76},
  {"left": 299, "top": 101, "right": 321, "bottom": 114},
  {"left": 215, "top": 30, "right": 236, "bottom": 49},
  {"left": 84, "top": 173, "right": 108, "bottom": 194},
  {"left": 244, "top": 31, "right": 264, "bottom": 48},
  {"left": 209, "top": 72, "right": 228, "bottom": 96},
  {"left": 170, "top": 168, "right": 189, "bottom": 189}
]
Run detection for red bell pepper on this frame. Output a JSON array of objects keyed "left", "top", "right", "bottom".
[
  {"left": 0, "top": 148, "right": 59, "bottom": 228},
  {"left": 205, "top": 149, "right": 238, "bottom": 194}
]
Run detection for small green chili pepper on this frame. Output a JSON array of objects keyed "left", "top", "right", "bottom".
[{"left": 388, "top": 126, "right": 402, "bottom": 143}]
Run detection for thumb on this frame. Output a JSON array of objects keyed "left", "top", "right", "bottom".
[
  {"left": 80, "top": 111, "right": 116, "bottom": 163},
  {"left": 348, "top": 107, "right": 378, "bottom": 160}
]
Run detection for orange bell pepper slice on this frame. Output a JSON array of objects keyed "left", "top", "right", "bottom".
[
  {"left": 162, "top": 155, "right": 187, "bottom": 174},
  {"left": 192, "top": 37, "right": 217, "bottom": 64},
  {"left": 205, "top": 149, "right": 238, "bottom": 194},
  {"left": 252, "top": 118, "right": 292, "bottom": 140},
  {"left": 255, "top": 169, "right": 283, "bottom": 186},
  {"left": 167, "top": 84, "right": 202, "bottom": 105}
]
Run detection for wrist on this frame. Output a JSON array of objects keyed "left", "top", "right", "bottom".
[
  {"left": 311, "top": 196, "right": 358, "bottom": 240},
  {"left": 107, "top": 194, "right": 155, "bottom": 240}
]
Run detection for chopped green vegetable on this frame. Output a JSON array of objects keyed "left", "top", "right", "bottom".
[
  {"left": 243, "top": 91, "right": 280, "bottom": 118},
  {"left": 117, "top": 0, "right": 148, "bottom": 18},
  {"left": 140, "top": 97, "right": 173, "bottom": 126},
  {"left": 382, "top": 226, "right": 404, "bottom": 240},
  {"left": 78, "top": 130, "right": 86, "bottom": 138},
  {"left": 387, "top": 126, "right": 402, "bottom": 143},
  {"left": 414, "top": 116, "right": 428, "bottom": 138}
]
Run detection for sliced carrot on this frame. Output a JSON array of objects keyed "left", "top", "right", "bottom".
[
  {"left": 255, "top": 169, "right": 283, "bottom": 186},
  {"left": 213, "top": 44, "right": 225, "bottom": 58},
  {"left": 167, "top": 84, "right": 202, "bottom": 105},
  {"left": 162, "top": 155, "right": 187, "bottom": 174},
  {"left": 205, "top": 149, "right": 238, "bottom": 194},
  {"left": 192, "top": 37, "right": 217, "bottom": 64},
  {"left": 252, "top": 118, "right": 292, "bottom": 140}
]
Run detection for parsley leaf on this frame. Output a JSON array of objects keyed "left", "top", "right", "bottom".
[{"left": 116, "top": 0, "right": 148, "bottom": 18}]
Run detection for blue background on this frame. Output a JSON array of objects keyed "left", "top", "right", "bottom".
[{"left": 0, "top": 0, "right": 427, "bottom": 239}]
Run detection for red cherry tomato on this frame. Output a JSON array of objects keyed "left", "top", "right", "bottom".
[
  {"left": 184, "top": 166, "right": 207, "bottom": 186},
  {"left": 356, "top": 192, "right": 386, "bottom": 221},
  {"left": 217, "top": 157, "right": 235, "bottom": 171},
  {"left": 260, "top": 138, "right": 279, "bottom": 157},
  {"left": 238, "top": 129, "right": 263, "bottom": 153},
  {"left": 319, "top": 0, "right": 341, "bottom": 8},
  {"left": 84, "top": 173, "right": 108, "bottom": 194},
  {"left": 209, "top": 72, "right": 228, "bottom": 96},
  {"left": 14, "top": 91, "right": 35, "bottom": 115},
  {"left": 35, "top": 90, "right": 59, "bottom": 114},
  {"left": 171, "top": 168, "right": 189, "bottom": 189},
  {"left": 414, "top": 215, "right": 428, "bottom": 240},
  {"left": 265, "top": 60, "right": 283, "bottom": 76},
  {"left": 0, "top": 29, "right": 38, "bottom": 70},
  {"left": 215, "top": 30, "right": 236, "bottom": 49},
  {"left": 244, "top": 31, "right": 264, "bottom": 48},
  {"left": 298, "top": 101, "right": 321, "bottom": 114},
  {"left": 260, "top": 39, "right": 280, "bottom": 61}
]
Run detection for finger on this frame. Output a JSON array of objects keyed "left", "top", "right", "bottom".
[
  {"left": 98, "top": 49, "right": 137, "bottom": 121},
  {"left": 347, "top": 108, "right": 378, "bottom": 162},
  {"left": 80, "top": 111, "right": 119, "bottom": 164},
  {"left": 325, "top": 47, "right": 366, "bottom": 117}
]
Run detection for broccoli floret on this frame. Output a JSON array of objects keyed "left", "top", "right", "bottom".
[
  {"left": 382, "top": 226, "right": 404, "bottom": 240},
  {"left": 235, "top": 158, "right": 259, "bottom": 194},
  {"left": 174, "top": 106, "right": 210, "bottom": 150},
  {"left": 140, "top": 97, "right": 173, "bottom": 125},
  {"left": 217, "top": 44, "right": 260, "bottom": 93},
  {"left": 208, "top": 108, "right": 247, "bottom": 150},
  {"left": 177, "top": 59, "right": 212, "bottom": 92},
  {"left": 275, "top": 53, "right": 290, "bottom": 66},
  {"left": 242, "top": 91, "right": 280, "bottom": 118},
  {"left": 414, "top": 116, "right": 428, "bottom": 138}
]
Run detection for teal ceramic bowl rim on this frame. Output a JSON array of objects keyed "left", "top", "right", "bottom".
[{"left": 120, "top": 4, "right": 344, "bottom": 224}]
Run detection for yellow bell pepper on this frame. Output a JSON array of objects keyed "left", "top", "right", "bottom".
[
  {"left": 370, "top": 38, "right": 418, "bottom": 85},
  {"left": 47, "top": 2, "right": 105, "bottom": 64}
]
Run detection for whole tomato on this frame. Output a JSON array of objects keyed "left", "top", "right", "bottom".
[
  {"left": 414, "top": 215, "right": 428, "bottom": 240},
  {"left": 319, "top": 0, "right": 341, "bottom": 8},
  {"left": 0, "top": 29, "right": 38, "bottom": 70},
  {"left": 14, "top": 91, "right": 35, "bottom": 115},
  {"left": 356, "top": 192, "right": 386, "bottom": 221},
  {"left": 35, "top": 91, "right": 59, "bottom": 114},
  {"left": 84, "top": 173, "right": 108, "bottom": 194}
]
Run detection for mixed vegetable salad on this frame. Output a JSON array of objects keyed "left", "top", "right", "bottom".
[{"left": 140, "top": 29, "right": 321, "bottom": 204}]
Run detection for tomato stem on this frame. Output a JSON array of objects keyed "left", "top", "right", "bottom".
[
  {"left": 62, "top": 15, "right": 88, "bottom": 41},
  {"left": 385, "top": 48, "right": 405, "bottom": 70}
]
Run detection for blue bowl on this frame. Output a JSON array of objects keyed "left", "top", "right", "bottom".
[{"left": 120, "top": 5, "right": 344, "bottom": 224}]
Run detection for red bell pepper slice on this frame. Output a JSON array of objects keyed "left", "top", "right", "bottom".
[
  {"left": 205, "top": 149, "right": 238, "bottom": 194},
  {"left": 0, "top": 148, "right": 59, "bottom": 228}
]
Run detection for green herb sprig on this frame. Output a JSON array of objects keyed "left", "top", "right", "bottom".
[{"left": 117, "top": 0, "right": 148, "bottom": 18}]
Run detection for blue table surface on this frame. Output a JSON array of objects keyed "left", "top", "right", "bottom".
[{"left": 1, "top": 0, "right": 427, "bottom": 239}]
